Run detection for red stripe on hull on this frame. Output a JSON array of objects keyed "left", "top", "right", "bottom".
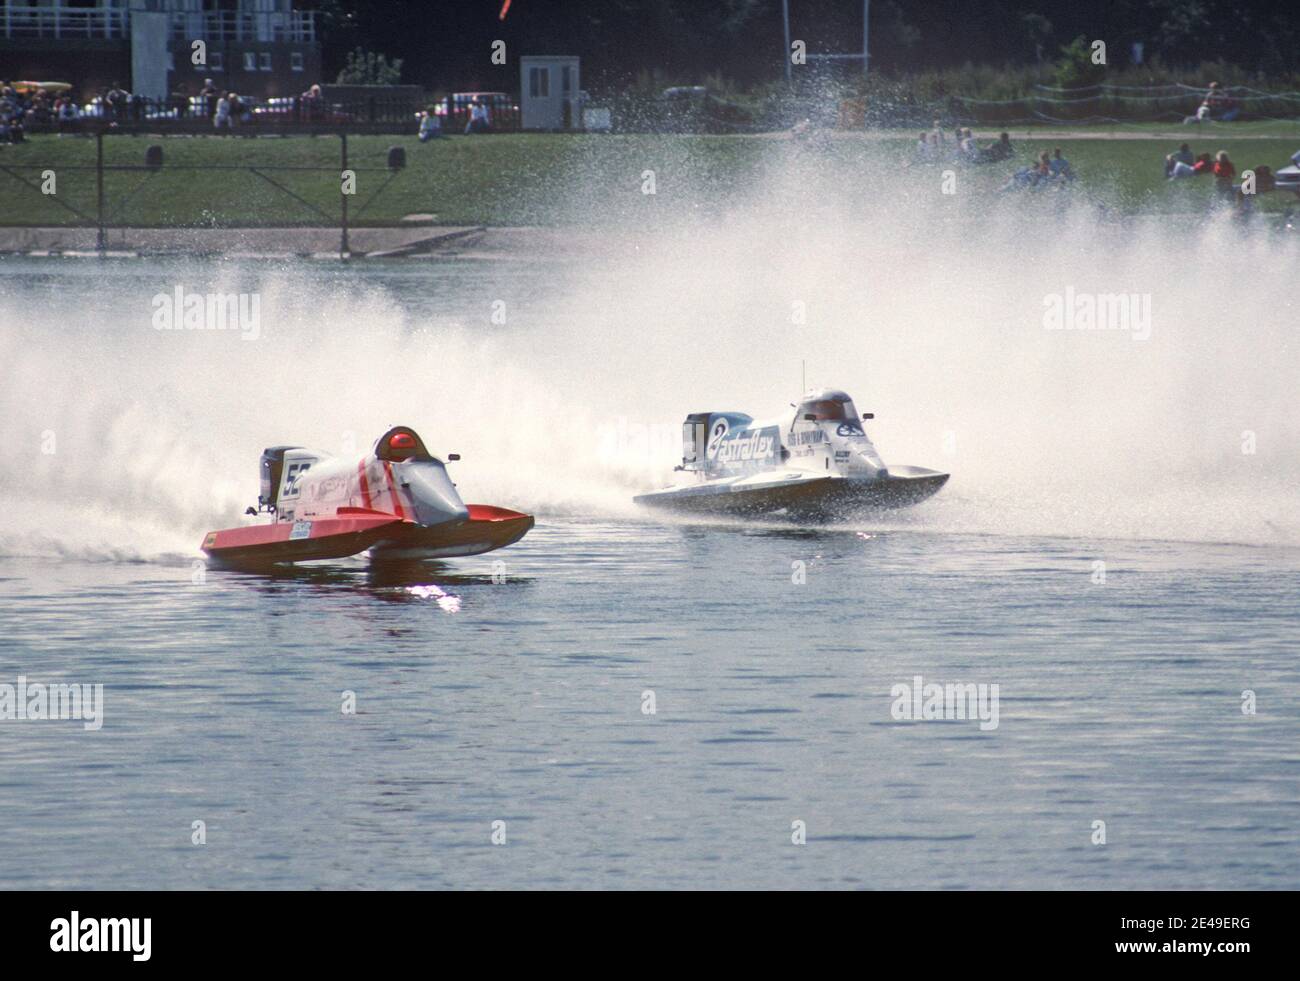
[
  {"left": 357, "top": 459, "right": 372, "bottom": 509},
  {"left": 382, "top": 461, "right": 406, "bottom": 519}
]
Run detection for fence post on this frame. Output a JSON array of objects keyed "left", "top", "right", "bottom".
[
  {"left": 340, "top": 133, "right": 349, "bottom": 257},
  {"left": 96, "top": 130, "right": 106, "bottom": 253}
]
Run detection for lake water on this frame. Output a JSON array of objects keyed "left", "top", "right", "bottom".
[{"left": 2, "top": 193, "right": 1298, "bottom": 888}]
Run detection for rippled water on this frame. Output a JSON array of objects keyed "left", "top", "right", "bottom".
[{"left": 3, "top": 522, "right": 1299, "bottom": 889}]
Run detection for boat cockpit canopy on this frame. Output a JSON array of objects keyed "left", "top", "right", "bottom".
[{"left": 796, "top": 389, "right": 859, "bottom": 423}]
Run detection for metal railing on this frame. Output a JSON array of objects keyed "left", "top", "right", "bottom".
[
  {"left": 0, "top": 132, "right": 404, "bottom": 256},
  {"left": 0, "top": 6, "right": 314, "bottom": 42},
  {"left": 1, "top": 5, "right": 129, "bottom": 39},
  {"left": 15, "top": 95, "right": 520, "bottom": 135},
  {"left": 167, "top": 10, "right": 316, "bottom": 43}
]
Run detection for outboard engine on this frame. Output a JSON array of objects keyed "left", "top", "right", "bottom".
[
  {"left": 681, "top": 413, "right": 710, "bottom": 470},
  {"left": 258, "top": 445, "right": 301, "bottom": 510}
]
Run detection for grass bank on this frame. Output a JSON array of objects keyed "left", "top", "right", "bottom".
[{"left": 0, "top": 129, "right": 1295, "bottom": 228}]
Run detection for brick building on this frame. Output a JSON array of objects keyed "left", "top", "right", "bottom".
[{"left": 1, "top": 0, "right": 322, "bottom": 100}]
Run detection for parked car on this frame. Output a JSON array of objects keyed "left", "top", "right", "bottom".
[
  {"left": 653, "top": 85, "right": 755, "bottom": 134},
  {"left": 437, "top": 92, "right": 519, "bottom": 130},
  {"left": 253, "top": 96, "right": 352, "bottom": 124}
]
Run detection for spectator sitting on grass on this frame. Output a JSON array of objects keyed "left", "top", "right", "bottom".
[
  {"left": 1168, "top": 151, "right": 1213, "bottom": 179},
  {"left": 419, "top": 106, "right": 442, "bottom": 142},
  {"left": 1186, "top": 82, "right": 1240, "bottom": 124},
  {"left": 985, "top": 132, "right": 1013, "bottom": 163},
  {"left": 1000, "top": 151, "right": 1050, "bottom": 192},
  {"left": 1049, "top": 147, "right": 1073, "bottom": 180},
  {"left": 1213, "top": 150, "right": 1236, "bottom": 198},
  {"left": 1205, "top": 82, "right": 1240, "bottom": 122},
  {"left": 465, "top": 98, "right": 491, "bottom": 134},
  {"left": 0, "top": 90, "right": 24, "bottom": 145},
  {"left": 55, "top": 95, "right": 79, "bottom": 134},
  {"left": 1249, "top": 164, "right": 1275, "bottom": 194},
  {"left": 1036, "top": 150, "right": 1054, "bottom": 181},
  {"left": 26, "top": 88, "right": 51, "bottom": 127},
  {"left": 1164, "top": 143, "right": 1194, "bottom": 176}
]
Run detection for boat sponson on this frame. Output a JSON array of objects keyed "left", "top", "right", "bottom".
[{"left": 634, "top": 471, "right": 948, "bottom": 517}]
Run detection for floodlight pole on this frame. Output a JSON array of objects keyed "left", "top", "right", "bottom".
[
  {"left": 783, "top": 0, "right": 870, "bottom": 80},
  {"left": 863, "top": 0, "right": 870, "bottom": 75},
  {"left": 782, "top": 0, "right": 792, "bottom": 84}
]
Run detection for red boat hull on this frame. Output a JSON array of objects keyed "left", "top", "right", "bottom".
[
  {"left": 202, "top": 505, "right": 533, "bottom": 567},
  {"left": 370, "top": 505, "right": 535, "bottom": 560}
]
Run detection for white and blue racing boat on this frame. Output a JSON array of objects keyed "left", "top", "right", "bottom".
[{"left": 634, "top": 388, "right": 949, "bottom": 519}]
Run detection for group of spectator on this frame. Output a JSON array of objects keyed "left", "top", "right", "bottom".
[
  {"left": 915, "top": 121, "right": 1015, "bottom": 165},
  {"left": 1184, "top": 82, "right": 1240, "bottom": 125},
  {"left": 6, "top": 78, "right": 493, "bottom": 144},
  {"left": 0, "top": 78, "right": 341, "bottom": 139},
  {"left": 1, "top": 82, "right": 83, "bottom": 142},
  {"left": 913, "top": 122, "right": 1074, "bottom": 192},
  {"left": 417, "top": 97, "right": 492, "bottom": 142},
  {"left": 1000, "top": 147, "right": 1074, "bottom": 191},
  {"left": 1163, "top": 143, "right": 1239, "bottom": 195},
  {"left": 1164, "top": 143, "right": 1300, "bottom": 212}
]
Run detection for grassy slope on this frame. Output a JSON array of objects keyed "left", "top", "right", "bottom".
[{"left": 0, "top": 129, "right": 1295, "bottom": 227}]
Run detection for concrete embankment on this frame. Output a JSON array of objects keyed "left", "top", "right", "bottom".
[
  {"left": 0, "top": 224, "right": 664, "bottom": 260},
  {"left": 0, "top": 225, "right": 484, "bottom": 259}
]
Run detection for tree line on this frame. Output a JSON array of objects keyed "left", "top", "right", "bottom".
[{"left": 310, "top": 0, "right": 1300, "bottom": 93}]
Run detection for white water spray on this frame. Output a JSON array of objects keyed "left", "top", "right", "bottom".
[{"left": 1, "top": 141, "right": 1297, "bottom": 559}]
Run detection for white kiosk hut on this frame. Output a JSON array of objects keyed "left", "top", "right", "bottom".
[{"left": 520, "top": 55, "right": 581, "bottom": 130}]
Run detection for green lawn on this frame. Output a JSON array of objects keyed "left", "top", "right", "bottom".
[{"left": 0, "top": 129, "right": 1295, "bottom": 227}]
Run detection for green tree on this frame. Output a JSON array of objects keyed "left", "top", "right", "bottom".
[
  {"left": 335, "top": 48, "right": 404, "bottom": 86},
  {"left": 1054, "top": 35, "right": 1107, "bottom": 89}
]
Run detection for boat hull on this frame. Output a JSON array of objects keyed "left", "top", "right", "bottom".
[
  {"left": 370, "top": 505, "right": 534, "bottom": 560},
  {"left": 202, "top": 505, "right": 533, "bottom": 568},
  {"left": 634, "top": 468, "right": 948, "bottom": 520}
]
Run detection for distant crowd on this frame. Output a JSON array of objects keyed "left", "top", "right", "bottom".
[
  {"left": 0, "top": 78, "right": 338, "bottom": 141},
  {"left": 911, "top": 113, "right": 1300, "bottom": 214},
  {"left": 1164, "top": 142, "right": 1300, "bottom": 211},
  {"left": 417, "top": 97, "right": 493, "bottom": 141},
  {"left": 914, "top": 122, "right": 1075, "bottom": 191},
  {"left": 916, "top": 123, "right": 1017, "bottom": 167},
  {"left": 2, "top": 79, "right": 506, "bottom": 144}
]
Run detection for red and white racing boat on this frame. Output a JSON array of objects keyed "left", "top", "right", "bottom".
[{"left": 201, "top": 426, "right": 533, "bottom": 567}]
